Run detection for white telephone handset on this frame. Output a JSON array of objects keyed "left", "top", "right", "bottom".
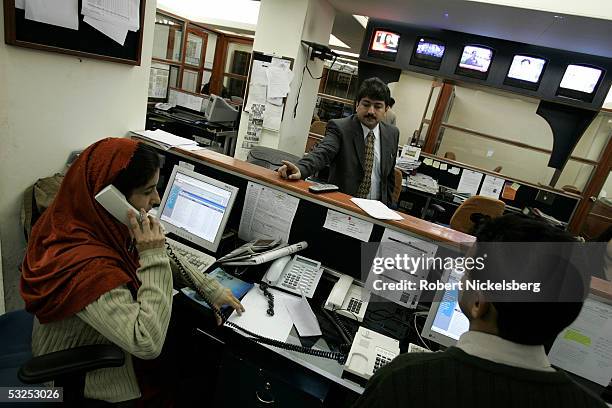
[
  {"left": 95, "top": 185, "right": 140, "bottom": 226},
  {"left": 262, "top": 255, "right": 323, "bottom": 298},
  {"left": 324, "top": 275, "right": 371, "bottom": 322}
]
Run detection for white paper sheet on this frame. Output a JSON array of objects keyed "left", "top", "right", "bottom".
[
  {"left": 250, "top": 60, "right": 269, "bottom": 86},
  {"left": 323, "top": 209, "right": 373, "bottom": 242},
  {"left": 25, "top": 0, "right": 79, "bottom": 30},
  {"left": 262, "top": 102, "right": 283, "bottom": 131},
  {"left": 82, "top": 0, "right": 139, "bottom": 31},
  {"left": 15, "top": 0, "right": 25, "bottom": 9},
  {"left": 479, "top": 175, "right": 505, "bottom": 199},
  {"left": 449, "top": 167, "right": 460, "bottom": 175},
  {"left": 285, "top": 294, "right": 322, "bottom": 337},
  {"left": 266, "top": 66, "right": 293, "bottom": 99},
  {"left": 239, "top": 182, "right": 300, "bottom": 243},
  {"left": 548, "top": 298, "right": 612, "bottom": 386},
  {"left": 457, "top": 169, "right": 483, "bottom": 195},
  {"left": 227, "top": 286, "right": 294, "bottom": 342},
  {"left": 364, "top": 228, "right": 438, "bottom": 308},
  {"left": 148, "top": 67, "right": 170, "bottom": 99},
  {"left": 350, "top": 198, "right": 403, "bottom": 220},
  {"left": 245, "top": 84, "right": 266, "bottom": 113},
  {"left": 130, "top": 129, "right": 197, "bottom": 150},
  {"left": 168, "top": 89, "right": 204, "bottom": 112},
  {"left": 83, "top": 15, "right": 128, "bottom": 45}
]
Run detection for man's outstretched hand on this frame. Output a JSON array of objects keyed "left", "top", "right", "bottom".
[{"left": 277, "top": 160, "right": 301, "bottom": 180}]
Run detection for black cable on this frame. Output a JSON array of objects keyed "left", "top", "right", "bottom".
[
  {"left": 293, "top": 45, "right": 337, "bottom": 118},
  {"left": 166, "top": 242, "right": 347, "bottom": 363}
]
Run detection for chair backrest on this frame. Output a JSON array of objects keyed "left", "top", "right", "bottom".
[
  {"left": 309, "top": 121, "right": 327, "bottom": 135},
  {"left": 444, "top": 151, "right": 456, "bottom": 160},
  {"left": 450, "top": 195, "right": 506, "bottom": 233},
  {"left": 392, "top": 168, "right": 403, "bottom": 204},
  {"left": 246, "top": 146, "right": 302, "bottom": 171},
  {"left": 0, "top": 310, "right": 34, "bottom": 386}
]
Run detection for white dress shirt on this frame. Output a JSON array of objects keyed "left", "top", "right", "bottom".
[
  {"left": 360, "top": 123, "right": 381, "bottom": 200},
  {"left": 456, "top": 330, "right": 556, "bottom": 372}
]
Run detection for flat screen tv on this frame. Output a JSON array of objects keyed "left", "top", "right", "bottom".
[
  {"left": 368, "top": 29, "right": 401, "bottom": 62},
  {"left": 504, "top": 55, "right": 548, "bottom": 91},
  {"left": 410, "top": 37, "right": 446, "bottom": 70},
  {"left": 556, "top": 64, "right": 604, "bottom": 103},
  {"left": 455, "top": 45, "right": 494, "bottom": 80}
]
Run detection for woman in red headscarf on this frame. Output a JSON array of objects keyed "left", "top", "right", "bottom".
[{"left": 21, "top": 138, "right": 244, "bottom": 405}]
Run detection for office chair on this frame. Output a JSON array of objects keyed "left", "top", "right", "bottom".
[
  {"left": 450, "top": 195, "right": 505, "bottom": 234},
  {"left": 246, "top": 146, "right": 302, "bottom": 171},
  {"left": 0, "top": 309, "right": 125, "bottom": 403},
  {"left": 309, "top": 120, "right": 327, "bottom": 135},
  {"left": 444, "top": 152, "right": 456, "bottom": 160},
  {"left": 493, "top": 166, "right": 503, "bottom": 173},
  {"left": 391, "top": 168, "right": 403, "bottom": 205}
]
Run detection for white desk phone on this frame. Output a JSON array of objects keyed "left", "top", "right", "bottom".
[
  {"left": 344, "top": 326, "right": 400, "bottom": 381},
  {"left": 324, "top": 275, "right": 371, "bottom": 322},
  {"left": 262, "top": 255, "right": 323, "bottom": 298}
]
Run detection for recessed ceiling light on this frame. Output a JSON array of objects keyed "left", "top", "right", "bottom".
[{"left": 329, "top": 34, "right": 350, "bottom": 48}]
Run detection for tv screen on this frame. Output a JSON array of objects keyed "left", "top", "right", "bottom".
[
  {"left": 370, "top": 30, "right": 400, "bottom": 53},
  {"left": 458, "top": 45, "right": 493, "bottom": 73},
  {"left": 507, "top": 55, "right": 546, "bottom": 83},
  {"left": 410, "top": 37, "right": 446, "bottom": 69},
  {"left": 559, "top": 65, "right": 603, "bottom": 94}
]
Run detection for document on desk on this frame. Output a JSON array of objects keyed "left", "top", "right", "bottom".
[
  {"left": 227, "top": 285, "right": 294, "bottom": 342},
  {"left": 239, "top": 182, "right": 299, "bottom": 243},
  {"left": 323, "top": 209, "right": 373, "bottom": 242},
  {"left": 25, "top": 0, "right": 79, "bottom": 30},
  {"left": 457, "top": 169, "right": 483, "bottom": 195},
  {"left": 350, "top": 198, "right": 403, "bottom": 221},
  {"left": 365, "top": 229, "right": 438, "bottom": 308},
  {"left": 130, "top": 129, "right": 197, "bottom": 150},
  {"left": 548, "top": 298, "right": 612, "bottom": 386},
  {"left": 479, "top": 175, "right": 505, "bottom": 199},
  {"left": 285, "top": 294, "right": 322, "bottom": 337}
]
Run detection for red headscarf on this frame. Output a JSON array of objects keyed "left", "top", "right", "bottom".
[{"left": 21, "top": 138, "right": 142, "bottom": 323}]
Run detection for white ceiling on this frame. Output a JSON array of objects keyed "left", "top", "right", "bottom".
[{"left": 328, "top": 0, "right": 612, "bottom": 58}]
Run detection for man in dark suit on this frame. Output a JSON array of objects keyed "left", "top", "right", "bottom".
[{"left": 278, "top": 77, "right": 399, "bottom": 205}]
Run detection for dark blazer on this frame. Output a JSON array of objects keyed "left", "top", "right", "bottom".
[{"left": 297, "top": 115, "right": 399, "bottom": 205}]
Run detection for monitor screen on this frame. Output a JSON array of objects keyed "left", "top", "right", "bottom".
[
  {"left": 559, "top": 64, "right": 603, "bottom": 94},
  {"left": 159, "top": 165, "right": 238, "bottom": 252},
  {"left": 421, "top": 269, "right": 470, "bottom": 347},
  {"left": 458, "top": 45, "right": 493, "bottom": 73},
  {"left": 370, "top": 30, "right": 400, "bottom": 53},
  {"left": 410, "top": 37, "right": 446, "bottom": 70},
  {"left": 507, "top": 55, "right": 547, "bottom": 83}
]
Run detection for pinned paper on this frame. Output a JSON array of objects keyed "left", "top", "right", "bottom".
[
  {"left": 457, "top": 169, "right": 483, "bottom": 195},
  {"left": 440, "top": 163, "right": 448, "bottom": 171},
  {"left": 423, "top": 158, "right": 433, "bottom": 166},
  {"left": 448, "top": 167, "right": 460, "bottom": 175},
  {"left": 479, "top": 175, "right": 505, "bottom": 199},
  {"left": 502, "top": 181, "right": 519, "bottom": 200},
  {"left": 432, "top": 161, "right": 441, "bottom": 169}
]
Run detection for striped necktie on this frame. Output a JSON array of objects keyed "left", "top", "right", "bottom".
[{"left": 356, "top": 130, "right": 375, "bottom": 198}]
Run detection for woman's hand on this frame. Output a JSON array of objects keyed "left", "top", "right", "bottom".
[
  {"left": 212, "top": 288, "right": 245, "bottom": 325},
  {"left": 128, "top": 209, "right": 166, "bottom": 253}
]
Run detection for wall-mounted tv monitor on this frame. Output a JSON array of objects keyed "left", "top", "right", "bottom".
[
  {"left": 410, "top": 37, "right": 446, "bottom": 70},
  {"left": 556, "top": 64, "right": 604, "bottom": 102},
  {"left": 368, "top": 29, "right": 401, "bottom": 62},
  {"left": 503, "top": 55, "right": 547, "bottom": 91},
  {"left": 455, "top": 45, "right": 494, "bottom": 80}
]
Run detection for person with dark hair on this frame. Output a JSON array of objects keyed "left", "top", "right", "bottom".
[
  {"left": 383, "top": 96, "right": 396, "bottom": 126},
  {"left": 353, "top": 214, "right": 606, "bottom": 408},
  {"left": 278, "top": 77, "right": 399, "bottom": 205},
  {"left": 21, "top": 138, "right": 244, "bottom": 404}
]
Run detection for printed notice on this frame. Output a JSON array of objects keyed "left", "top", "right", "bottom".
[
  {"left": 457, "top": 169, "right": 483, "bottom": 195},
  {"left": 323, "top": 209, "right": 374, "bottom": 242},
  {"left": 239, "top": 182, "right": 299, "bottom": 243},
  {"left": 479, "top": 175, "right": 505, "bottom": 199}
]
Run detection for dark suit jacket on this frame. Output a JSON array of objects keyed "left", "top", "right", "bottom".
[{"left": 296, "top": 115, "right": 399, "bottom": 205}]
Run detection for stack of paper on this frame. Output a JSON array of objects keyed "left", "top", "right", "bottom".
[
  {"left": 407, "top": 173, "right": 439, "bottom": 194},
  {"left": 396, "top": 157, "right": 421, "bottom": 173},
  {"left": 130, "top": 129, "right": 199, "bottom": 151},
  {"left": 82, "top": 0, "right": 140, "bottom": 46}
]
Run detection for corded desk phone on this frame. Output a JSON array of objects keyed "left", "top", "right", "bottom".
[
  {"left": 95, "top": 185, "right": 346, "bottom": 362},
  {"left": 262, "top": 255, "right": 323, "bottom": 298},
  {"left": 343, "top": 327, "right": 400, "bottom": 381},
  {"left": 324, "top": 275, "right": 371, "bottom": 322}
]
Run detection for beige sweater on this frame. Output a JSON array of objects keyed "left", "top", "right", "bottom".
[{"left": 31, "top": 247, "right": 223, "bottom": 403}]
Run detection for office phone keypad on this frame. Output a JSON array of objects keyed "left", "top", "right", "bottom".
[
  {"left": 347, "top": 298, "right": 363, "bottom": 315},
  {"left": 280, "top": 263, "right": 317, "bottom": 294},
  {"left": 373, "top": 347, "right": 396, "bottom": 373}
]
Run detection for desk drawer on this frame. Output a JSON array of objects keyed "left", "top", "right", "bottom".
[{"left": 214, "top": 350, "right": 327, "bottom": 408}]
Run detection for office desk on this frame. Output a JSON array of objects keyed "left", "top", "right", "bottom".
[
  {"left": 146, "top": 107, "right": 238, "bottom": 156},
  {"left": 133, "top": 136, "right": 475, "bottom": 406}
]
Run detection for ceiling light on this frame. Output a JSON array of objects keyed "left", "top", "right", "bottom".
[
  {"left": 333, "top": 50, "right": 360, "bottom": 58},
  {"left": 329, "top": 34, "right": 350, "bottom": 48},
  {"left": 353, "top": 15, "right": 368, "bottom": 29}
]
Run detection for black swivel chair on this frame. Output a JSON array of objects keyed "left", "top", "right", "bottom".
[{"left": 0, "top": 309, "right": 125, "bottom": 403}]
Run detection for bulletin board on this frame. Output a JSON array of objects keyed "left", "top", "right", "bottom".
[{"left": 3, "top": 0, "right": 146, "bottom": 65}]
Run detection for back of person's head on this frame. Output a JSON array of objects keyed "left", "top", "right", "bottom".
[
  {"left": 357, "top": 77, "right": 390, "bottom": 106},
  {"left": 389, "top": 97, "right": 395, "bottom": 108},
  {"left": 113, "top": 143, "right": 160, "bottom": 197},
  {"left": 471, "top": 214, "right": 584, "bottom": 346}
]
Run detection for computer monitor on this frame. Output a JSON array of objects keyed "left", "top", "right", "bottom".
[
  {"left": 421, "top": 268, "right": 470, "bottom": 347},
  {"left": 158, "top": 165, "right": 239, "bottom": 252},
  {"left": 205, "top": 94, "right": 239, "bottom": 123},
  {"left": 368, "top": 29, "right": 401, "bottom": 62},
  {"left": 410, "top": 37, "right": 446, "bottom": 70},
  {"left": 504, "top": 54, "right": 548, "bottom": 91},
  {"left": 455, "top": 45, "right": 495, "bottom": 80},
  {"left": 556, "top": 64, "right": 604, "bottom": 103}
]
